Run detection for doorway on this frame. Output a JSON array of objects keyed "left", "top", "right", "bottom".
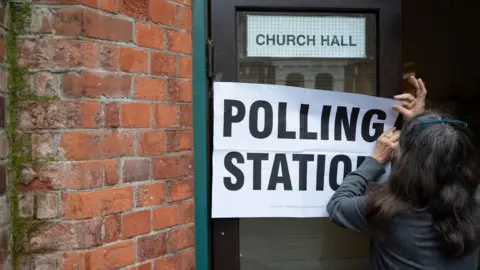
[
  {"left": 205, "top": 0, "right": 480, "bottom": 269},
  {"left": 209, "top": 1, "right": 401, "bottom": 270}
]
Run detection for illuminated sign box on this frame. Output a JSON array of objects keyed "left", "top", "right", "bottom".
[{"left": 247, "top": 15, "right": 367, "bottom": 58}]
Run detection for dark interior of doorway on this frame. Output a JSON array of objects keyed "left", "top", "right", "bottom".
[{"left": 403, "top": 0, "right": 480, "bottom": 147}]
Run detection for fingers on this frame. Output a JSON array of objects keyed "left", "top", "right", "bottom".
[
  {"left": 381, "top": 127, "right": 396, "bottom": 138},
  {"left": 390, "top": 130, "right": 401, "bottom": 142},
  {"left": 408, "top": 76, "right": 420, "bottom": 92},
  {"left": 408, "top": 76, "right": 427, "bottom": 99},
  {"left": 405, "top": 99, "right": 417, "bottom": 109},
  {"left": 417, "top": 78, "right": 428, "bottom": 99},
  {"left": 392, "top": 104, "right": 414, "bottom": 119},
  {"left": 390, "top": 141, "right": 399, "bottom": 150},
  {"left": 394, "top": 93, "right": 415, "bottom": 102}
]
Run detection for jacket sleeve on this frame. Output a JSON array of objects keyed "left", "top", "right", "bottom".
[{"left": 326, "top": 156, "right": 386, "bottom": 235}]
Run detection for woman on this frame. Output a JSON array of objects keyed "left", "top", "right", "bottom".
[{"left": 327, "top": 77, "right": 480, "bottom": 269}]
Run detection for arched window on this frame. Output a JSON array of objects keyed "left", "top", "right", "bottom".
[
  {"left": 315, "top": 73, "right": 334, "bottom": 90},
  {"left": 285, "top": 73, "right": 305, "bottom": 88}
]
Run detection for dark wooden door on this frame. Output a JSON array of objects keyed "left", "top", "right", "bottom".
[{"left": 209, "top": 1, "right": 402, "bottom": 269}]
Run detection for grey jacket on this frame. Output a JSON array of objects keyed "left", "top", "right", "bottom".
[{"left": 326, "top": 157, "right": 479, "bottom": 270}]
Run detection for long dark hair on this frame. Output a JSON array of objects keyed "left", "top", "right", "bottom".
[{"left": 365, "top": 111, "right": 480, "bottom": 258}]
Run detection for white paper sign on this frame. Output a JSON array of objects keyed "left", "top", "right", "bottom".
[
  {"left": 247, "top": 15, "right": 366, "bottom": 58},
  {"left": 212, "top": 82, "right": 400, "bottom": 218}
]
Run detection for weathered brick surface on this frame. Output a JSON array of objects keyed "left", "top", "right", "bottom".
[{"left": 3, "top": 1, "right": 194, "bottom": 268}]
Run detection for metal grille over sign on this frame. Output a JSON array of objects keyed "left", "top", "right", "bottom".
[{"left": 246, "top": 15, "right": 367, "bottom": 58}]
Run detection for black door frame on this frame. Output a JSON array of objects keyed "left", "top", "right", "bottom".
[{"left": 208, "top": 1, "right": 402, "bottom": 269}]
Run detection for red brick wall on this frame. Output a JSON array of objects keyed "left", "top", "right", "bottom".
[{"left": 2, "top": 0, "right": 193, "bottom": 269}]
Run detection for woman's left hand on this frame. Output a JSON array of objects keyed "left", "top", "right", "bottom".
[{"left": 370, "top": 128, "right": 401, "bottom": 165}]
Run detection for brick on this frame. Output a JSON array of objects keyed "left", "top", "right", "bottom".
[
  {"left": 178, "top": 154, "right": 194, "bottom": 177},
  {"left": 151, "top": 52, "right": 176, "bottom": 76},
  {"left": 138, "top": 130, "right": 165, "bottom": 156},
  {"left": 136, "top": 23, "right": 164, "bottom": 49},
  {"left": 83, "top": 41, "right": 102, "bottom": 68},
  {"left": 152, "top": 156, "right": 178, "bottom": 179},
  {"left": 168, "top": 80, "right": 192, "bottom": 102},
  {"left": 62, "top": 186, "right": 134, "bottom": 219},
  {"left": 29, "top": 7, "right": 54, "bottom": 34},
  {"left": 30, "top": 220, "right": 102, "bottom": 251},
  {"left": 122, "top": 159, "right": 150, "bottom": 183},
  {"left": 0, "top": 132, "right": 7, "bottom": 160},
  {"left": 137, "top": 232, "right": 167, "bottom": 262},
  {"left": 55, "top": 8, "right": 82, "bottom": 35},
  {"left": 120, "top": 47, "right": 149, "bottom": 73},
  {"left": 178, "top": 56, "right": 192, "bottom": 78},
  {"left": 0, "top": 39, "right": 4, "bottom": 62},
  {"left": 100, "top": 0, "right": 117, "bottom": 13},
  {"left": 19, "top": 192, "right": 34, "bottom": 217},
  {"left": 154, "top": 255, "right": 180, "bottom": 270},
  {"left": 60, "top": 131, "right": 134, "bottom": 160},
  {"left": 62, "top": 252, "right": 86, "bottom": 270},
  {"left": 0, "top": 132, "right": 7, "bottom": 159},
  {"left": 0, "top": 196, "right": 8, "bottom": 225},
  {"left": 134, "top": 76, "right": 165, "bottom": 100},
  {"left": 166, "top": 129, "right": 193, "bottom": 151},
  {"left": 103, "top": 214, "right": 121, "bottom": 243},
  {"left": 179, "top": 200, "right": 193, "bottom": 224},
  {"left": 0, "top": 249, "right": 5, "bottom": 266},
  {"left": 150, "top": 0, "right": 176, "bottom": 26},
  {"left": 19, "top": 167, "right": 37, "bottom": 187},
  {"left": 178, "top": 7, "right": 192, "bottom": 31},
  {"left": 179, "top": 248, "right": 195, "bottom": 270},
  {"left": 39, "top": 161, "right": 103, "bottom": 190},
  {"left": 104, "top": 102, "right": 120, "bottom": 129},
  {"left": 36, "top": 192, "right": 59, "bottom": 219},
  {"left": 32, "top": 0, "right": 79, "bottom": 3},
  {"left": 180, "top": 104, "right": 192, "bottom": 127},
  {"left": 20, "top": 39, "right": 100, "bottom": 69},
  {"left": 82, "top": 9, "right": 133, "bottom": 42},
  {"left": 167, "top": 30, "right": 191, "bottom": 54},
  {"left": 120, "top": 0, "right": 148, "bottom": 18},
  {"left": 18, "top": 100, "right": 101, "bottom": 130},
  {"left": 121, "top": 103, "right": 151, "bottom": 128},
  {"left": 122, "top": 210, "right": 151, "bottom": 238},
  {"left": 63, "top": 71, "right": 131, "bottom": 98},
  {"left": 102, "top": 44, "right": 119, "bottom": 71},
  {"left": 16, "top": 180, "right": 53, "bottom": 193},
  {"left": 168, "top": 177, "right": 193, "bottom": 202},
  {"left": 104, "top": 160, "right": 120, "bottom": 185},
  {"left": 0, "top": 164, "right": 5, "bottom": 195},
  {"left": 153, "top": 104, "right": 178, "bottom": 128},
  {"left": 87, "top": 241, "right": 135, "bottom": 269},
  {"left": 80, "top": 0, "right": 96, "bottom": 7},
  {"left": 152, "top": 204, "right": 178, "bottom": 230},
  {"left": 167, "top": 225, "right": 194, "bottom": 252},
  {"left": 137, "top": 182, "right": 165, "bottom": 207},
  {"left": 129, "top": 262, "right": 152, "bottom": 270},
  {"left": 34, "top": 72, "right": 60, "bottom": 96},
  {"left": 31, "top": 133, "right": 57, "bottom": 159},
  {"left": 32, "top": 254, "right": 60, "bottom": 270}
]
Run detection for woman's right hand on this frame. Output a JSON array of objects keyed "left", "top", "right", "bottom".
[
  {"left": 370, "top": 128, "right": 400, "bottom": 165},
  {"left": 392, "top": 76, "right": 428, "bottom": 120}
]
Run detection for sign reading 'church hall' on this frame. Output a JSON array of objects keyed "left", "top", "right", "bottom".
[{"left": 246, "top": 15, "right": 366, "bottom": 58}]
